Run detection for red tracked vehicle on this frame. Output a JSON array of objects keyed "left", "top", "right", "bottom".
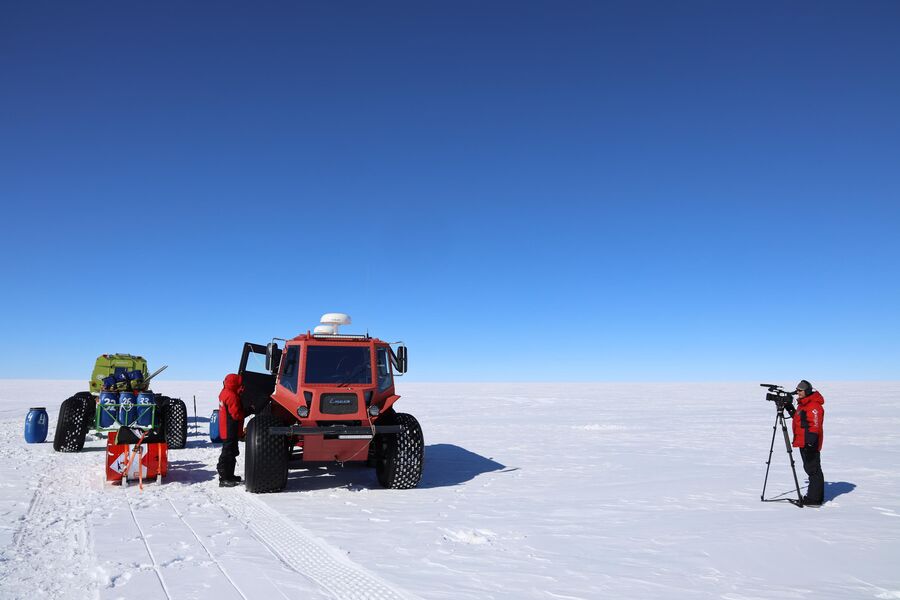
[{"left": 238, "top": 313, "right": 423, "bottom": 493}]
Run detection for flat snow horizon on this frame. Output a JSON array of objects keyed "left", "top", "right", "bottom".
[{"left": 1, "top": 381, "right": 898, "bottom": 599}]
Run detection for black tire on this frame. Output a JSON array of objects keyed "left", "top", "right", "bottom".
[
  {"left": 162, "top": 398, "right": 188, "bottom": 449},
  {"left": 74, "top": 392, "right": 95, "bottom": 435},
  {"left": 245, "top": 414, "right": 288, "bottom": 493},
  {"left": 375, "top": 412, "right": 424, "bottom": 489},
  {"left": 52, "top": 396, "right": 89, "bottom": 452},
  {"left": 156, "top": 395, "right": 170, "bottom": 437}
]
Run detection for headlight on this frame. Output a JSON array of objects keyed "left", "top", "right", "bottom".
[
  {"left": 296, "top": 406, "right": 310, "bottom": 418},
  {"left": 367, "top": 405, "right": 380, "bottom": 417}
]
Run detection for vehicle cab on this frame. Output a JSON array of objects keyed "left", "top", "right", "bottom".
[{"left": 272, "top": 333, "right": 405, "bottom": 425}]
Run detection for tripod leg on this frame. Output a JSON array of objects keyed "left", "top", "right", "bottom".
[
  {"left": 761, "top": 412, "right": 781, "bottom": 500},
  {"left": 779, "top": 414, "right": 804, "bottom": 504}
]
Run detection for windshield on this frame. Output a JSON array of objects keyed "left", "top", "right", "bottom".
[{"left": 304, "top": 346, "right": 372, "bottom": 384}]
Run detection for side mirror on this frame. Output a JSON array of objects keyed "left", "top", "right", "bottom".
[
  {"left": 265, "top": 342, "right": 279, "bottom": 373},
  {"left": 396, "top": 345, "right": 408, "bottom": 374}
]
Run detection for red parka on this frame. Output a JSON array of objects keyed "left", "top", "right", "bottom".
[
  {"left": 218, "top": 373, "right": 245, "bottom": 440},
  {"left": 792, "top": 390, "right": 824, "bottom": 451}
]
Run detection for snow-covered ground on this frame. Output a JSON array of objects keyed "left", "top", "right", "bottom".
[{"left": 0, "top": 380, "right": 898, "bottom": 599}]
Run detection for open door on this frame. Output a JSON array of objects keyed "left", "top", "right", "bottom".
[{"left": 238, "top": 342, "right": 280, "bottom": 414}]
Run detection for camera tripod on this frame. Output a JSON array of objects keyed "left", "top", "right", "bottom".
[{"left": 761, "top": 404, "right": 804, "bottom": 506}]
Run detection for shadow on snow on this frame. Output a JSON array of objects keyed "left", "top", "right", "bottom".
[
  {"left": 166, "top": 460, "right": 219, "bottom": 484},
  {"left": 825, "top": 481, "right": 856, "bottom": 502},
  {"left": 764, "top": 480, "right": 857, "bottom": 506},
  {"left": 418, "top": 443, "right": 512, "bottom": 489},
  {"left": 160, "top": 443, "right": 509, "bottom": 491},
  {"left": 275, "top": 443, "right": 511, "bottom": 493}
]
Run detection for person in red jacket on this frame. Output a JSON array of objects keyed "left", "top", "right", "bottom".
[
  {"left": 216, "top": 373, "right": 246, "bottom": 487},
  {"left": 783, "top": 380, "right": 825, "bottom": 506}
]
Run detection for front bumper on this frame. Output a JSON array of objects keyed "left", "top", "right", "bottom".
[{"left": 269, "top": 425, "right": 401, "bottom": 438}]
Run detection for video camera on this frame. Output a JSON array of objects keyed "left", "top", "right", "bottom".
[{"left": 760, "top": 383, "right": 795, "bottom": 408}]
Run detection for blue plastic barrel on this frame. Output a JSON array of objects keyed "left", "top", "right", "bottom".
[
  {"left": 99, "top": 391, "right": 119, "bottom": 428},
  {"left": 115, "top": 372, "right": 129, "bottom": 391},
  {"left": 136, "top": 392, "right": 156, "bottom": 428},
  {"left": 24, "top": 407, "right": 49, "bottom": 443},
  {"left": 210, "top": 409, "right": 221, "bottom": 443},
  {"left": 118, "top": 392, "right": 136, "bottom": 426}
]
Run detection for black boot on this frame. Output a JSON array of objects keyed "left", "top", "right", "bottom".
[
  {"left": 227, "top": 475, "right": 243, "bottom": 484},
  {"left": 219, "top": 477, "right": 240, "bottom": 487}
]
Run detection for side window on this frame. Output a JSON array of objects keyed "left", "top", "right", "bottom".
[
  {"left": 376, "top": 347, "right": 393, "bottom": 392},
  {"left": 281, "top": 346, "right": 300, "bottom": 393},
  {"left": 244, "top": 351, "right": 270, "bottom": 374}
]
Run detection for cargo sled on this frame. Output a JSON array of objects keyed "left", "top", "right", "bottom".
[{"left": 105, "top": 428, "right": 168, "bottom": 486}]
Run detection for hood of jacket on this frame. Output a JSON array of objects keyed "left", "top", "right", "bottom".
[
  {"left": 799, "top": 390, "right": 824, "bottom": 408},
  {"left": 223, "top": 373, "right": 242, "bottom": 392}
]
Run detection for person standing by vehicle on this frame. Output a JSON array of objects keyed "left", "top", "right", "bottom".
[
  {"left": 783, "top": 380, "right": 825, "bottom": 506},
  {"left": 216, "top": 373, "right": 245, "bottom": 487}
]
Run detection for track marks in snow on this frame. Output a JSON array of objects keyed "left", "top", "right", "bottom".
[
  {"left": 93, "top": 487, "right": 258, "bottom": 600},
  {"left": 164, "top": 497, "right": 248, "bottom": 600},
  {"left": 127, "top": 497, "right": 174, "bottom": 600},
  {"left": 91, "top": 477, "right": 336, "bottom": 600},
  {"left": 213, "top": 489, "right": 419, "bottom": 600},
  {"left": 0, "top": 446, "right": 100, "bottom": 600}
]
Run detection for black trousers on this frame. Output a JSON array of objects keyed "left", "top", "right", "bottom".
[
  {"left": 216, "top": 413, "right": 240, "bottom": 479},
  {"left": 799, "top": 447, "right": 824, "bottom": 503}
]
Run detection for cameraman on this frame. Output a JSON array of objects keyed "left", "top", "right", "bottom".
[{"left": 783, "top": 380, "right": 825, "bottom": 506}]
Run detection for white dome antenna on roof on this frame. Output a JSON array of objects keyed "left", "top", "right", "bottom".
[{"left": 316, "top": 313, "right": 352, "bottom": 335}]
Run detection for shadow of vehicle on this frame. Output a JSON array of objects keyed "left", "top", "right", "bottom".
[
  {"left": 418, "top": 443, "right": 511, "bottom": 488},
  {"left": 166, "top": 460, "right": 218, "bottom": 484},
  {"left": 279, "top": 443, "right": 512, "bottom": 493}
]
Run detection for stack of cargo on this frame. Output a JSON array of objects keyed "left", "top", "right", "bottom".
[{"left": 98, "top": 369, "right": 166, "bottom": 486}]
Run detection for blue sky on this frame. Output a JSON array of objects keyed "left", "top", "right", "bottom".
[{"left": 1, "top": 1, "right": 898, "bottom": 382}]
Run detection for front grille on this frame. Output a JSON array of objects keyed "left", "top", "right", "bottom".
[
  {"left": 315, "top": 420, "right": 362, "bottom": 428},
  {"left": 319, "top": 393, "right": 358, "bottom": 415}
]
